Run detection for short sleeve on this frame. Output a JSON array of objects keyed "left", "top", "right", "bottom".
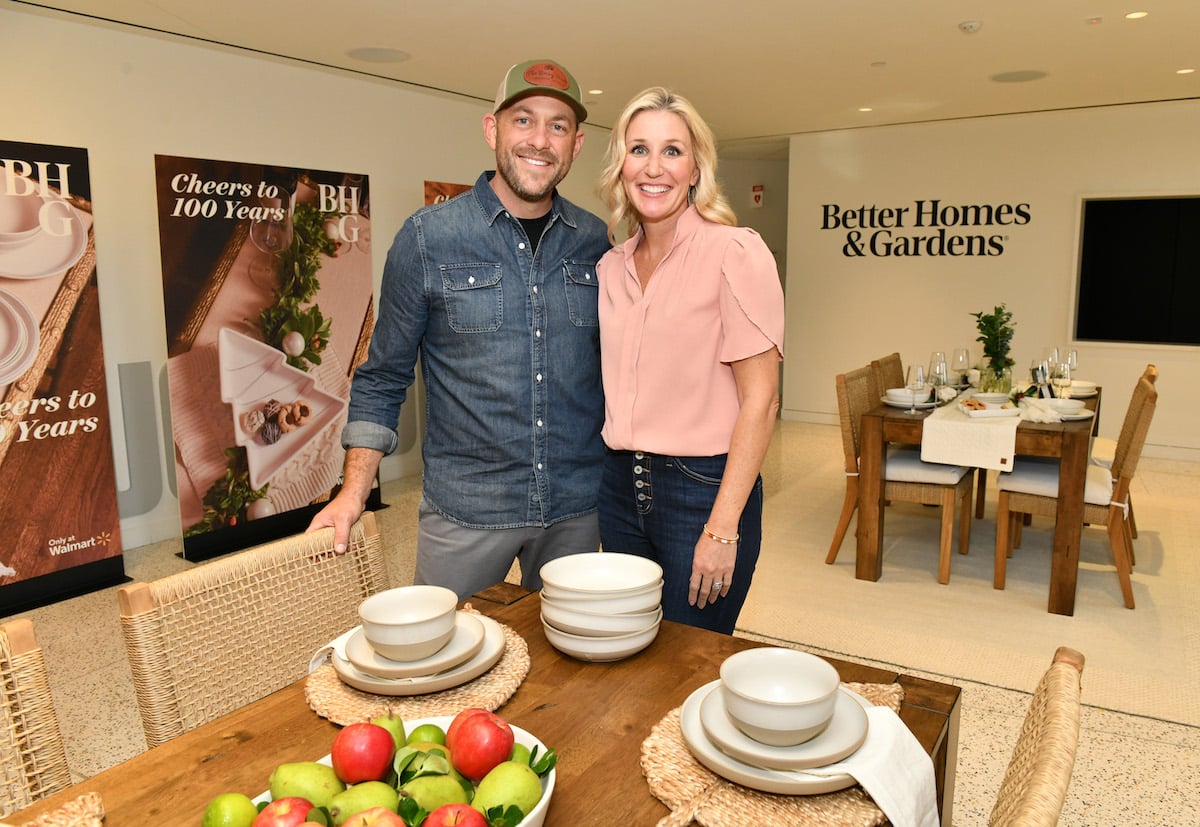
[{"left": 718, "top": 229, "right": 785, "bottom": 364}]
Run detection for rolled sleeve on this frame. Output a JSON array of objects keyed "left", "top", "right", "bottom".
[{"left": 341, "top": 418, "right": 399, "bottom": 455}]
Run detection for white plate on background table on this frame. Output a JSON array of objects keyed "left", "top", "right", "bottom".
[
  {"left": 1064, "top": 389, "right": 1097, "bottom": 398},
  {"left": 330, "top": 612, "right": 504, "bottom": 696},
  {"left": 1060, "top": 410, "right": 1095, "bottom": 421},
  {"left": 0, "top": 287, "right": 38, "bottom": 384},
  {"left": 880, "top": 396, "right": 935, "bottom": 410},
  {"left": 0, "top": 197, "right": 87, "bottom": 279},
  {"left": 344, "top": 611, "right": 485, "bottom": 679},
  {"left": 680, "top": 679, "right": 866, "bottom": 795},
  {"left": 699, "top": 683, "right": 869, "bottom": 771}
]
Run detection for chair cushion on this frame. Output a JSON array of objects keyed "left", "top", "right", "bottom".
[
  {"left": 998, "top": 459, "right": 1115, "bottom": 505},
  {"left": 885, "top": 449, "right": 969, "bottom": 484},
  {"left": 1091, "top": 436, "right": 1116, "bottom": 469}
]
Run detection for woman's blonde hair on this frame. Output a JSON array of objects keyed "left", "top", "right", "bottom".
[{"left": 597, "top": 86, "right": 737, "bottom": 241}]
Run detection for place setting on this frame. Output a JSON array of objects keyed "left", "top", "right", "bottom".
[
  {"left": 305, "top": 585, "right": 529, "bottom": 725},
  {"left": 643, "top": 647, "right": 939, "bottom": 827}
]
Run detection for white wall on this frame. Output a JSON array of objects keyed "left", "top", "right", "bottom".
[
  {"left": 784, "top": 101, "right": 1200, "bottom": 459},
  {"left": 715, "top": 157, "right": 790, "bottom": 280},
  {"left": 1, "top": 8, "right": 611, "bottom": 546}
]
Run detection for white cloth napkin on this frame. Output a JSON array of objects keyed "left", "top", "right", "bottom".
[
  {"left": 1019, "top": 396, "right": 1063, "bottom": 423},
  {"left": 801, "top": 706, "right": 939, "bottom": 827},
  {"left": 309, "top": 627, "right": 357, "bottom": 673},
  {"left": 921, "top": 394, "right": 1019, "bottom": 471}
]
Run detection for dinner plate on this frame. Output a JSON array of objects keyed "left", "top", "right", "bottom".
[
  {"left": 345, "top": 611, "right": 485, "bottom": 679},
  {"left": 1065, "top": 389, "right": 1097, "bottom": 398},
  {"left": 1060, "top": 410, "right": 1095, "bottom": 421},
  {"left": 0, "top": 287, "right": 38, "bottom": 384},
  {"left": 217, "top": 327, "right": 347, "bottom": 489},
  {"left": 880, "top": 396, "right": 935, "bottom": 410},
  {"left": 0, "top": 197, "right": 87, "bottom": 279},
  {"left": 699, "top": 684, "right": 868, "bottom": 771},
  {"left": 330, "top": 613, "right": 505, "bottom": 696},
  {"left": 679, "top": 680, "right": 862, "bottom": 795}
]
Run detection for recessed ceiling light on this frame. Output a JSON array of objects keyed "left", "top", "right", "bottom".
[
  {"left": 858, "top": 107, "right": 874, "bottom": 113},
  {"left": 345, "top": 47, "right": 411, "bottom": 63},
  {"left": 1124, "top": 11, "right": 1149, "bottom": 20},
  {"left": 587, "top": 89, "right": 604, "bottom": 96},
  {"left": 990, "top": 70, "right": 1049, "bottom": 83},
  {"left": 1178, "top": 68, "right": 1196, "bottom": 75}
]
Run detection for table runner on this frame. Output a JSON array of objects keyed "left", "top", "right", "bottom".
[
  {"left": 920, "top": 391, "right": 1019, "bottom": 471},
  {"left": 642, "top": 682, "right": 904, "bottom": 827}
]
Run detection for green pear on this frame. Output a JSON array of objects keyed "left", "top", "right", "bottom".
[
  {"left": 370, "top": 712, "right": 407, "bottom": 750},
  {"left": 471, "top": 760, "right": 542, "bottom": 820},
  {"left": 398, "top": 772, "right": 470, "bottom": 813},
  {"left": 328, "top": 780, "right": 401, "bottom": 826},
  {"left": 269, "top": 761, "right": 346, "bottom": 809}
]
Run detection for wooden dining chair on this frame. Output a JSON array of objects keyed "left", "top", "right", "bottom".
[
  {"left": 826, "top": 364, "right": 974, "bottom": 583},
  {"left": 1090, "top": 364, "right": 1157, "bottom": 547},
  {"left": 869, "top": 352, "right": 905, "bottom": 397},
  {"left": 0, "top": 619, "right": 72, "bottom": 819},
  {"left": 119, "top": 513, "right": 388, "bottom": 748},
  {"left": 988, "top": 646, "right": 1085, "bottom": 827},
  {"left": 994, "top": 376, "right": 1157, "bottom": 608}
]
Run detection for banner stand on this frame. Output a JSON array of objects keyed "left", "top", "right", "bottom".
[{"left": 2, "top": 558, "right": 129, "bottom": 615}]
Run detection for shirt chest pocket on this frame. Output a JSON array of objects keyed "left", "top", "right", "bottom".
[
  {"left": 440, "top": 264, "right": 503, "bottom": 333},
  {"left": 562, "top": 261, "right": 599, "bottom": 327}
]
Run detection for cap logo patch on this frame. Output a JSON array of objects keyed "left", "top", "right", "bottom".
[{"left": 523, "top": 62, "right": 570, "bottom": 91}]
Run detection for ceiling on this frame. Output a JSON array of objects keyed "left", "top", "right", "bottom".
[{"left": 11, "top": 0, "right": 1199, "bottom": 159}]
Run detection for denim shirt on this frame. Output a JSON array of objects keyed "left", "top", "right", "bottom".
[{"left": 343, "top": 171, "right": 611, "bottom": 529}]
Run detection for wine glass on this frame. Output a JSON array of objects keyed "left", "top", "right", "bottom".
[
  {"left": 905, "top": 364, "right": 927, "bottom": 415},
  {"left": 247, "top": 197, "right": 293, "bottom": 291},
  {"left": 1051, "top": 362, "right": 1072, "bottom": 399},
  {"left": 930, "top": 360, "right": 949, "bottom": 406},
  {"left": 951, "top": 348, "right": 970, "bottom": 385},
  {"left": 928, "top": 351, "right": 946, "bottom": 376},
  {"left": 1067, "top": 349, "right": 1079, "bottom": 372}
]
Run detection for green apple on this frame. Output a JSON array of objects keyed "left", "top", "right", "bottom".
[
  {"left": 509, "top": 743, "right": 532, "bottom": 766},
  {"left": 398, "top": 773, "right": 470, "bottom": 813},
  {"left": 269, "top": 761, "right": 346, "bottom": 809},
  {"left": 471, "top": 760, "right": 542, "bottom": 820},
  {"left": 328, "top": 781, "right": 401, "bottom": 826},
  {"left": 370, "top": 713, "right": 407, "bottom": 750},
  {"left": 405, "top": 723, "right": 446, "bottom": 746},
  {"left": 200, "top": 791, "right": 259, "bottom": 827}
]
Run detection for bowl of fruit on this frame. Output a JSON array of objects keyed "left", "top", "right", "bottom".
[{"left": 202, "top": 707, "right": 555, "bottom": 827}]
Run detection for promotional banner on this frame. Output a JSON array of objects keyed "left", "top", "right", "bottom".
[
  {"left": 155, "top": 156, "right": 374, "bottom": 560},
  {"left": 0, "top": 140, "right": 125, "bottom": 611}
]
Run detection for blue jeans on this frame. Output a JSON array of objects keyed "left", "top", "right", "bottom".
[{"left": 599, "top": 450, "right": 762, "bottom": 634}]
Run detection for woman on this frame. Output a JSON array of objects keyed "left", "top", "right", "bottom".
[{"left": 595, "top": 87, "right": 785, "bottom": 634}]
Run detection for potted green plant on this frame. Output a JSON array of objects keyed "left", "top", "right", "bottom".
[{"left": 970, "top": 304, "right": 1015, "bottom": 392}]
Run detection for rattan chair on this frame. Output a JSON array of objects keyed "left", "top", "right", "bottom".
[
  {"left": 1, "top": 791, "right": 105, "bottom": 827},
  {"left": 119, "top": 513, "right": 388, "bottom": 748},
  {"left": 0, "top": 620, "right": 72, "bottom": 819},
  {"left": 1090, "top": 364, "right": 1157, "bottom": 545},
  {"left": 826, "top": 365, "right": 974, "bottom": 582},
  {"left": 995, "top": 377, "right": 1156, "bottom": 608},
  {"left": 988, "top": 646, "right": 1085, "bottom": 827},
  {"left": 870, "top": 352, "right": 905, "bottom": 397}
]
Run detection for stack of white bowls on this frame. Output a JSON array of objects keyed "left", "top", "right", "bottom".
[{"left": 538, "top": 552, "right": 663, "bottom": 662}]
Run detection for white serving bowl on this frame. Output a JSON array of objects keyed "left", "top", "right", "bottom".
[
  {"left": 0, "top": 190, "right": 43, "bottom": 249},
  {"left": 885, "top": 387, "right": 930, "bottom": 404},
  {"left": 973, "top": 392, "right": 1010, "bottom": 405},
  {"left": 1070, "top": 380, "right": 1097, "bottom": 392},
  {"left": 540, "top": 597, "right": 662, "bottom": 637},
  {"left": 358, "top": 585, "right": 458, "bottom": 661},
  {"left": 539, "top": 552, "right": 663, "bottom": 595},
  {"left": 539, "top": 582, "right": 663, "bottom": 615},
  {"left": 541, "top": 617, "right": 660, "bottom": 662},
  {"left": 719, "top": 648, "right": 840, "bottom": 747},
  {"left": 1045, "top": 398, "right": 1086, "bottom": 414}
]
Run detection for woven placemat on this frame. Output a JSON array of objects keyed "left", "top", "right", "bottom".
[
  {"left": 11, "top": 791, "right": 105, "bottom": 827},
  {"left": 641, "top": 682, "right": 904, "bottom": 827},
  {"left": 305, "top": 607, "right": 530, "bottom": 725}
]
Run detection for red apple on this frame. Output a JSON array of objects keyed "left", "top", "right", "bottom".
[
  {"left": 253, "top": 796, "right": 313, "bottom": 827},
  {"left": 331, "top": 722, "right": 397, "bottom": 783},
  {"left": 424, "top": 802, "right": 488, "bottom": 827},
  {"left": 445, "top": 709, "right": 514, "bottom": 782},
  {"left": 340, "top": 806, "right": 407, "bottom": 827},
  {"left": 444, "top": 708, "right": 489, "bottom": 748}
]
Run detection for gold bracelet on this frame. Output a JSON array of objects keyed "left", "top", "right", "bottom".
[{"left": 702, "top": 523, "right": 739, "bottom": 544}]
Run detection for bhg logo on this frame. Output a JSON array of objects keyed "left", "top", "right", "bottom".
[{"left": 820, "top": 199, "right": 1031, "bottom": 257}]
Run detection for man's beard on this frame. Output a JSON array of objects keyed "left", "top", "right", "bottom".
[{"left": 496, "top": 148, "right": 567, "bottom": 203}]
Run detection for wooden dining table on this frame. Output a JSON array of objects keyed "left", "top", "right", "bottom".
[
  {"left": 856, "top": 392, "right": 1101, "bottom": 615},
  {"left": 11, "top": 583, "right": 961, "bottom": 826}
]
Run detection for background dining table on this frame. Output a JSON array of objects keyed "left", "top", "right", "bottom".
[
  {"left": 856, "top": 391, "right": 1101, "bottom": 615},
  {"left": 10, "top": 583, "right": 961, "bottom": 826}
]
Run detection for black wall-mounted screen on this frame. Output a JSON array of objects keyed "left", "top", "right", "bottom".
[{"left": 1075, "top": 196, "right": 1200, "bottom": 345}]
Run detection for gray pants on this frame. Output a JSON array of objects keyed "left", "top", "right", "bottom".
[{"left": 413, "top": 498, "right": 600, "bottom": 600}]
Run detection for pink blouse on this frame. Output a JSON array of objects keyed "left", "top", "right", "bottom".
[{"left": 598, "top": 206, "right": 785, "bottom": 456}]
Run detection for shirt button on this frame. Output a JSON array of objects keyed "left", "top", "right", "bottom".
[
  {"left": 536, "top": 419, "right": 543, "bottom": 427},
  {"left": 532, "top": 285, "right": 539, "bottom": 293},
  {"left": 536, "top": 373, "right": 543, "bottom": 382},
  {"left": 537, "top": 463, "right": 543, "bottom": 470},
  {"left": 518, "top": 242, "right": 526, "bottom": 250},
  {"left": 467, "top": 276, "right": 475, "bottom": 284},
  {"left": 536, "top": 329, "right": 542, "bottom": 338},
  {"left": 585, "top": 272, "right": 592, "bottom": 280}
]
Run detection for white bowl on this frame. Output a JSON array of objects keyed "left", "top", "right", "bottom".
[
  {"left": 719, "top": 648, "right": 840, "bottom": 747},
  {"left": 0, "top": 190, "right": 43, "bottom": 249},
  {"left": 541, "top": 617, "right": 660, "bottom": 662},
  {"left": 1069, "top": 380, "right": 1097, "bottom": 392},
  {"left": 885, "top": 387, "right": 930, "bottom": 404},
  {"left": 539, "top": 552, "right": 663, "bottom": 594},
  {"left": 540, "top": 598, "right": 662, "bottom": 637},
  {"left": 973, "top": 392, "right": 1010, "bottom": 405},
  {"left": 358, "top": 585, "right": 458, "bottom": 661},
  {"left": 539, "top": 583, "right": 663, "bottom": 615},
  {"left": 1045, "top": 398, "right": 1085, "bottom": 414}
]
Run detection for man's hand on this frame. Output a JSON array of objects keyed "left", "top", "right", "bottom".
[{"left": 306, "top": 494, "right": 365, "bottom": 554}]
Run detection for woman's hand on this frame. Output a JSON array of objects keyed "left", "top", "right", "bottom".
[{"left": 689, "top": 536, "right": 736, "bottom": 608}]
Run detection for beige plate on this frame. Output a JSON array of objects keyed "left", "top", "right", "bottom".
[
  {"left": 1060, "top": 410, "right": 1096, "bottom": 421},
  {"left": 331, "top": 613, "right": 504, "bottom": 696},
  {"left": 345, "top": 611, "right": 485, "bottom": 679},
  {"left": 700, "top": 684, "right": 868, "bottom": 771}
]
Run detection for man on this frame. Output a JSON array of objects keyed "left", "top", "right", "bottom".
[{"left": 308, "top": 59, "right": 609, "bottom": 599}]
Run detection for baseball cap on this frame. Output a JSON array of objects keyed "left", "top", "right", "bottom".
[{"left": 493, "top": 59, "right": 587, "bottom": 123}]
